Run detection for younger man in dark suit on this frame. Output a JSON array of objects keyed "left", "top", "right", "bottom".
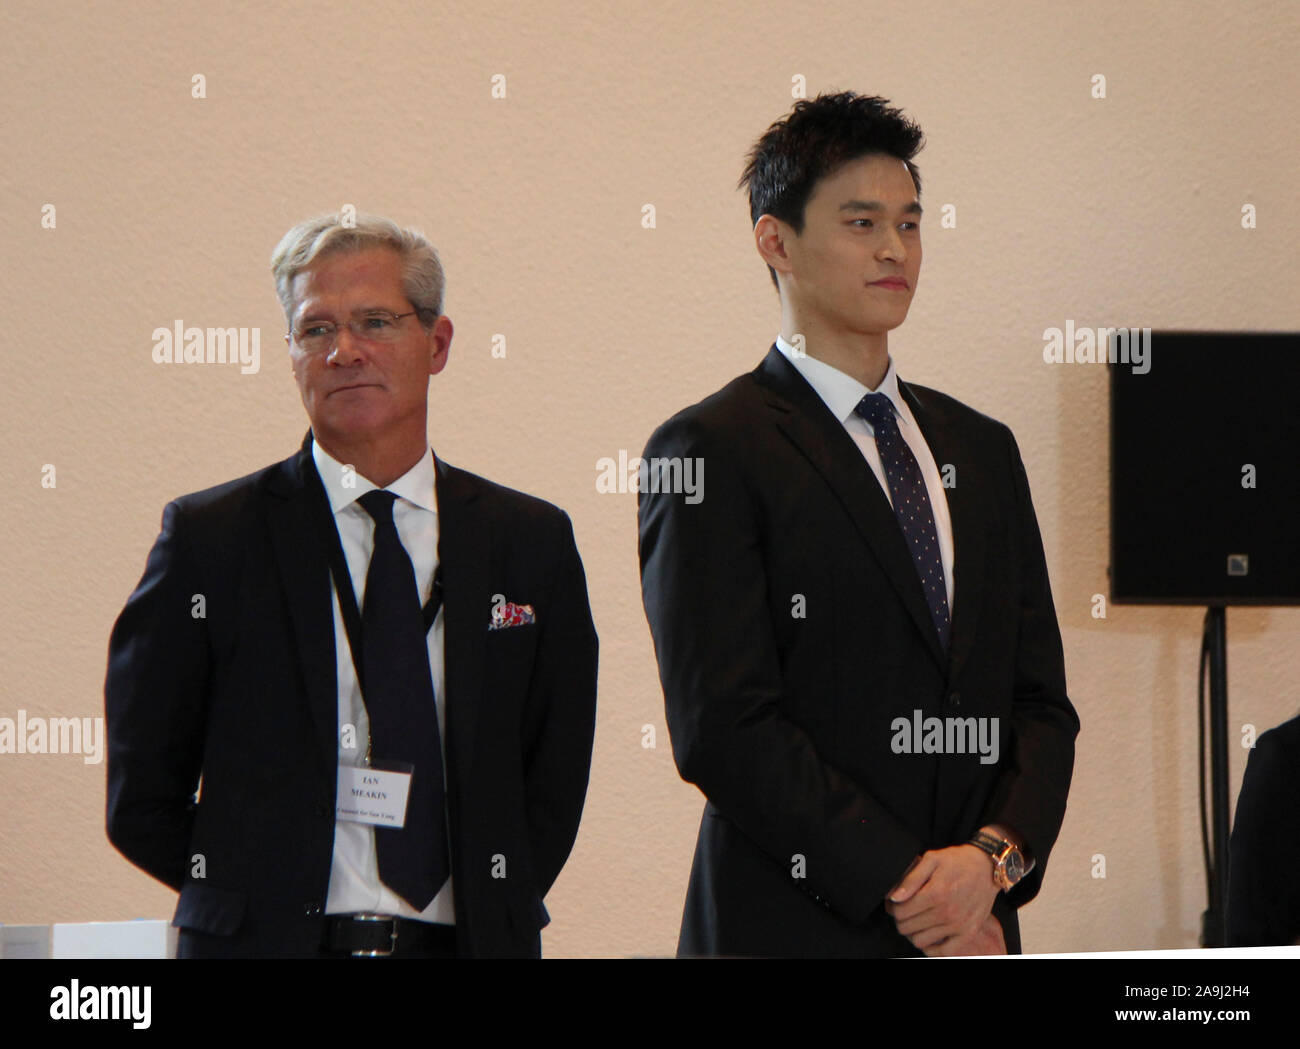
[
  {"left": 638, "top": 93, "right": 1079, "bottom": 957},
  {"left": 106, "top": 213, "right": 598, "bottom": 957}
]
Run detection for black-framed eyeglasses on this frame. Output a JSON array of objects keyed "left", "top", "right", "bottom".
[{"left": 286, "top": 309, "right": 420, "bottom": 353}]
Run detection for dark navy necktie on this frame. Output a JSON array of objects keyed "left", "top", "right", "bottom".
[
  {"left": 357, "top": 489, "right": 449, "bottom": 910},
  {"left": 853, "top": 393, "right": 951, "bottom": 650}
]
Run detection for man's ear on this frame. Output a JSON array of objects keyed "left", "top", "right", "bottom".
[
  {"left": 754, "top": 214, "right": 794, "bottom": 281},
  {"left": 428, "top": 314, "right": 453, "bottom": 377}
]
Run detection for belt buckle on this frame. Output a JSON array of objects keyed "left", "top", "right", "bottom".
[{"left": 350, "top": 913, "right": 398, "bottom": 957}]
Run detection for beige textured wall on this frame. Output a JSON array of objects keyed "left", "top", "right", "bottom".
[{"left": 2, "top": 0, "right": 1297, "bottom": 957}]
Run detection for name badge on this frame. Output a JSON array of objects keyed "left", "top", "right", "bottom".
[{"left": 336, "top": 763, "right": 413, "bottom": 828}]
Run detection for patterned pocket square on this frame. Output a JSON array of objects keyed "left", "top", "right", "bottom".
[{"left": 490, "top": 601, "right": 535, "bottom": 630}]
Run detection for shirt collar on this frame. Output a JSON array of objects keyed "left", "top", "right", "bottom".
[
  {"left": 311, "top": 436, "right": 438, "bottom": 516},
  {"left": 774, "top": 334, "right": 908, "bottom": 427}
]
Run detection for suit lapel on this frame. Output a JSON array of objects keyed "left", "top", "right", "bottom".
[
  {"left": 266, "top": 430, "right": 340, "bottom": 778},
  {"left": 898, "top": 381, "right": 987, "bottom": 686},
  {"left": 433, "top": 457, "right": 488, "bottom": 791},
  {"left": 756, "top": 347, "right": 947, "bottom": 671}
]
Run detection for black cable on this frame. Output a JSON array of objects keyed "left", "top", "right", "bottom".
[{"left": 1198, "top": 608, "right": 1213, "bottom": 923}]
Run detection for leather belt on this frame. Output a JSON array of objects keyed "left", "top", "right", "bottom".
[{"left": 323, "top": 913, "right": 457, "bottom": 957}]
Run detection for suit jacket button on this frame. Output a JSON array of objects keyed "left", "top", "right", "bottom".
[{"left": 948, "top": 691, "right": 961, "bottom": 708}]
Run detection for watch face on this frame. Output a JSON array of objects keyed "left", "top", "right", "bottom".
[{"left": 1005, "top": 850, "right": 1025, "bottom": 884}]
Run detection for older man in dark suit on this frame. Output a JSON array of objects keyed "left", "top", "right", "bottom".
[
  {"left": 106, "top": 213, "right": 598, "bottom": 958},
  {"left": 638, "top": 93, "right": 1079, "bottom": 957}
]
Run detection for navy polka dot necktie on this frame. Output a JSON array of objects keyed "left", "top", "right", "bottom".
[{"left": 853, "top": 392, "right": 951, "bottom": 650}]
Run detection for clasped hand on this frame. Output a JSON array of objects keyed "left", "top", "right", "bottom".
[{"left": 884, "top": 844, "right": 1005, "bottom": 956}]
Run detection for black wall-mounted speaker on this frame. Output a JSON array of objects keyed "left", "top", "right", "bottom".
[{"left": 1109, "top": 331, "right": 1300, "bottom": 605}]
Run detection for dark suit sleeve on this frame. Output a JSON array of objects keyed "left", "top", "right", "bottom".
[
  {"left": 639, "top": 417, "right": 924, "bottom": 924},
  {"left": 1227, "top": 723, "right": 1300, "bottom": 946},
  {"left": 521, "top": 511, "right": 599, "bottom": 898},
  {"left": 978, "top": 426, "right": 1079, "bottom": 908},
  {"left": 104, "top": 500, "right": 211, "bottom": 891}
]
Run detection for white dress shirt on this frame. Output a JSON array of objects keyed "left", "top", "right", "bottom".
[
  {"left": 775, "top": 335, "right": 956, "bottom": 614},
  {"left": 311, "top": 438, "right": 455, "bottom": 924}
]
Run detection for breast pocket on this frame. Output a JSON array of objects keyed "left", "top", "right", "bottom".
[
  {"left": 485, "top": 621, "right": 539, "bottom": 661},
  {"left": 482, "top": 622, "right": 541, "bottom": 722}
]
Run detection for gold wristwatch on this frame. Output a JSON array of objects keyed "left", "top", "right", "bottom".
[{"left": 969, "top": 830, "right": 1033, "bottom": 891}]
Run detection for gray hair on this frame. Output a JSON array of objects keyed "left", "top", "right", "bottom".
[{"left": 270, "top": 213, "right": 446, "bottom": 327}]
